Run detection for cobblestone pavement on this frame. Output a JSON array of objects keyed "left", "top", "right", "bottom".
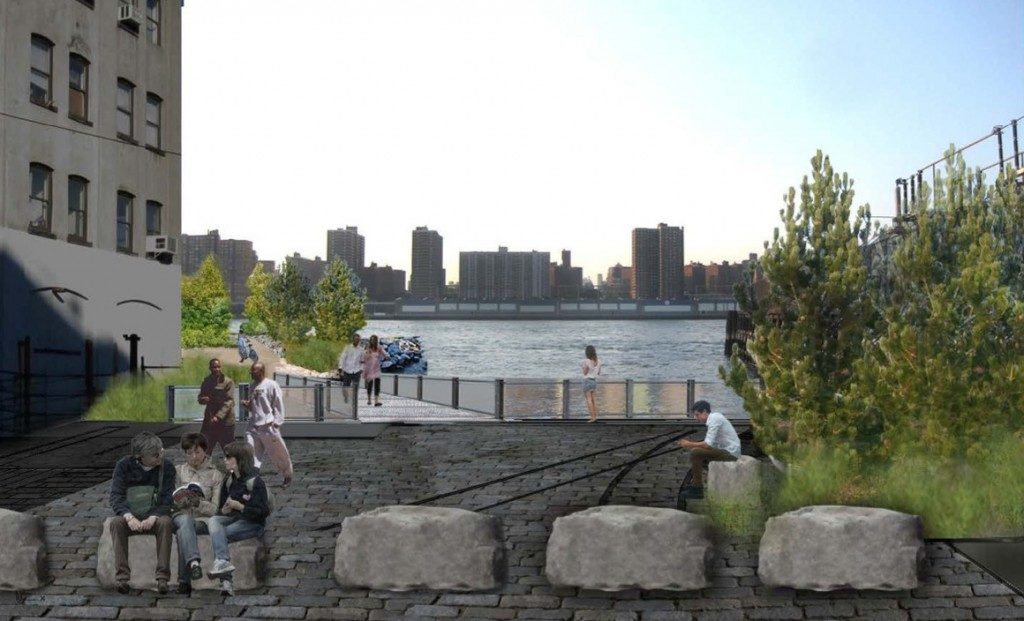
[{"left": 5, "top": 422, "right": 1024, "bottom": 620}]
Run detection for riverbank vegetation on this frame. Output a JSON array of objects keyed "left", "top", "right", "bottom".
[{"left": 725, "top": 150, "right": 1024, "bottom": 536}]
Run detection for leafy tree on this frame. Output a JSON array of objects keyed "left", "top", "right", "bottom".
[
  {"left": 265, "top": 260, "right": 313, "bottom": 343},
  {"left": 312, "top": 258, "right": 367, "bottom": 342},
  {"left": 241, "top": 262, "right": 272, "bottom": 334},
  {"left": 181, "top": 254, "right": 232, "bottom": 347},
  {"left": 723, "top": 151, "right": 874, "bottom": 462}
]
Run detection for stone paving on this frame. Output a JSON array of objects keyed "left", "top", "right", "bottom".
[{"left": 3, "top": 422, "right": 1023, "bottom": 620}]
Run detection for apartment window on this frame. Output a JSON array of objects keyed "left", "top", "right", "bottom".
[
  {"left": 146, "top": 0, "right": 160, "bottom": 44},
  {"left": 76, "top": 0, "right": 95, "bottom": 7},
  {"left": 69, "top": 54, "right": 89, "bottom": 121},
  {"left": 68, "top": 176, "right": 89, "bottom": 241},
  {"left": 145, "top": 93, "right": 162, "bottom": 149},
  {"left": 146, "top": 200, "right": 162, "bottom": 235},
  {"left": 29, "top": 164, "right": 53, "bottom": 234},
  {"left": 117, "top": 192, "right": 134, "bottom": 252},
  {"left": 116, "top": 79, "right": 134, "bottom": 139},
  {"left": 30, "top": 35, "right": 53, "bottom": 106}
]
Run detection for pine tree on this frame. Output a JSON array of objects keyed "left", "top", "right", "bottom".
[
  {"left": 181, "top": 254, "right": 232, "bottom": 347},
  {"left": 242, "top": 262, "right": 272, "bottom": 334},
  {"left": 265, "top": 260, "right": 313, "bottom": 343},
  {"left": 312, "top": 259, "right": 367, "bottom": 342}
]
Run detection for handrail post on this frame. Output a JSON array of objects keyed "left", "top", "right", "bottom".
[
  {"left": 302, "top": 376, "right": 308, "bottom": 386},
  {"left": 352, "top": 384, "right": 359, "bottom": 420},
  {"left": 452, "top": 377, "right": 460, "bottom": 410},
  {"left": 625, "top": 379, "right": 633, "bottom": 418},
  {"left": 285, "top": 374, "right": 290, "bottom": 387},
  {"left": 325, "top": 380, "right": 332, "bottom": 413},
  {"left": 495, "top": 378, "right": 504, "bottom": 420},
  {"left": 686, "top": 379, "right": 696, "bottom": 415},
  {"left": 417, "top": 375, "right": 423, "bottom": 401},
  {"left": 393, "top": 374, "right": 399, "bottom": 396},
  {"left": 562, "top": 379, "right": 570, "bottom": 419},
  {"left": 314, "top": 385, "right": 324, "bottom": 422},
  {"left": 166, "top": 385, "right": 174, "bottom": 422},
  {"left": 239, "top": 383, "right": 250, "bottom": 422}
]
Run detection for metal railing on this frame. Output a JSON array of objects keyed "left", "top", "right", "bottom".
[{"left": 167, "top": 372, "right": 745, "bottom": 422}]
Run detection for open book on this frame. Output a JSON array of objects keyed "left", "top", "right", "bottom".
[{"left": 172, "top": 482, "right": 205, "bottom": 505}]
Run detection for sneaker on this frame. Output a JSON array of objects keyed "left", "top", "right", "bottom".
[
  {"left": 156, "top": 580, "right": 169, "bottom": 595},
  {"left": 177, "top": 582, "right": 192, "bottom": 596},
  {"left": 219, "top": 579, "right": 234, "bottom": 597},
  {"left": 282, "top": 476, "right": 292, "bottom": 488},
  {"left": 208, "top": 558, "right": 235, "bottom": 576},
  {"left": 374, "top": 401, "right": 382, "bottom": 407},
  {"left": 116, "top": 581, "right": 130, "bottom": 594},
  {"left": 188, "top": 559, "right": 203, "bottom": 581}
]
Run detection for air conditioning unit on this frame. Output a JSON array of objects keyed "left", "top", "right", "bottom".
[
  {"left": 118, "top": 3, "right": 141, "bottom": 26},
  {"left": 145, "top": 235, "right": 176, "bottom": 264}
]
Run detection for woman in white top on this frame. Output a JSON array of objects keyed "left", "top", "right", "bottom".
[{"left": 582, "top": 345, "right": 601, "bottom": 422}]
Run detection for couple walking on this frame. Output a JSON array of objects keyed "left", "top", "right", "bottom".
[{"left": 337, "top": 333, "right": 389, "bottom": 407}]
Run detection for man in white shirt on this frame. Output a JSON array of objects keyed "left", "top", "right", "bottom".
[
  {"left": 337, "top": 334, "right": 364, "bottom": 404},
  {"left": 678, "top": 400, "right": 741, "bottom": 499},
  {"left": 240, "top": 362, "right": 293, "bottom": 487}
]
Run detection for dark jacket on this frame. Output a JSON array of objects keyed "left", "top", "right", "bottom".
[
  {"left": 109, "top": 456, "right": 176, "bottom": 518},
  {"left": 217, "top": 473, "right": 270, "bottom": 524},
  {"left": 199, "top": 374, "right": 236, "bottom": 425}
]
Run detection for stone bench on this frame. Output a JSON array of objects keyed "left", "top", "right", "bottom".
[
  {"left": 0, "top": 508, "right": 47, "bottom": 590},
  {"left": 96, "top": 517, "right": 268, "bottom": 590},
  {"left": 334, "top": 506, "right": 504, "bottom": 591},
  {"left": 545, "top": 506, "right": 713, "bottom": 591},
  {"left": 759, "top": 505, "right": 924, "bottom": 591},
  {"left": 707, "top": 455, "right": 778, "bottom": 506}
]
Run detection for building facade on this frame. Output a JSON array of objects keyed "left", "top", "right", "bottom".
[
  {"left": 180, "top": 229, "right": 257, "bottom": 314},
  {"left": 285, "top": 253, "right": 327, "bottom": 286},
  {"left": 459, "top": 247, "right": 550, "bottom": 300},
  {"left": 409, "top": 226, "right": 444, "bottom": 299},
  {"left": 549, "top": 249, "right": 583, "bottom": 299},
  {"left": 631, "top": 223, "right": 684, "bottom": 299},
  {"left": 0, "top": 1, "right": 182, "bottom": 433},
  {"left": 359, "top": 262, "right": 405, "bottom": 301},
  {"left": 326, "top": 226, "right": 364, "bottom": 271},
  {"left": 603, "top": 263, "right": 633, "bottom": 298}
]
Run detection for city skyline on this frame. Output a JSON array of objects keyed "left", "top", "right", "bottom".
[{"left": 181, "top": 0, "right": 1024, "bottom": 281}]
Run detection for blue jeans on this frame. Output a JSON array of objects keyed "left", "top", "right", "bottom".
[
  {"left": 174, "top": 513, "right": 264, "bottom": 583},
  {"left": 173, "top": 513, "right": 208, "bottom": 584}
]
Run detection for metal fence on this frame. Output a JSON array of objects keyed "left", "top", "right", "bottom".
[{"left": 167, "top": 372, "right": 740, "bottom": 422}]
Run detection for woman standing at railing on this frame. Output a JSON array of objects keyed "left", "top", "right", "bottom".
[
  {"left": 582, "top": 345, "right": 601, "bottom": 422},
  {"left": 362, "top": 335, "right": 390, "bottom": 407}
]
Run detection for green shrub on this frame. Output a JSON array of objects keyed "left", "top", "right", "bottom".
[
  {"left": 85, "top": 356, "right": 250, "bottom": 422},
  {"left": 181, "top": 326, "right": 233, "bottom": 349},
  {"left": 285, "top": 338, "right": 342, "bottom": 373},
  {"left": 238, "top": 319, "right": 266, "bottom": 335}
]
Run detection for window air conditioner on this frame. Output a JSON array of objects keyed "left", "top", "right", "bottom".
[
  {"left": 118, "top": 4, "right": 142, "bottom": 26},
  {"left": 145, "top": 235, "right": 177, "bottom": 264}
]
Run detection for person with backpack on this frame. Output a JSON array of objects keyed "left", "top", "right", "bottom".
[{"left": 206, "top": 440, "right": 272, "bottom": 596}]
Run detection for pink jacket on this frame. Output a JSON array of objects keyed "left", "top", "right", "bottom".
[{"left": 362, "top": 348, "right": 388, "bottom": 380}]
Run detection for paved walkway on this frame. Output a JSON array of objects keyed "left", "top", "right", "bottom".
[{"left": 1, "top": 422, "right": 1022, "bottom": 620}]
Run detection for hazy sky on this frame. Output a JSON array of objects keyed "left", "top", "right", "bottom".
[{"left": 181, "top": 0, "right": 1024, "bottom": 282}]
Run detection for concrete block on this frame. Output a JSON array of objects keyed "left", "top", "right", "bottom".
[
  {"left": 0, "top": 508, "right": 47, "bottom": 590},
  {"left": 96, "top": 517, "right": 268, "bottom": 590},
  {"left": 334, "top": 506, "right": 504, "bottom": 591},
  {"left": 707, "top": 456, "right": 776, "bottom": 505},
  {"left": 759, "top": 505, "right": 924, "bottom": 591},
  {"left": 545, "top": 505, "right": 713, "bottom": 591}
]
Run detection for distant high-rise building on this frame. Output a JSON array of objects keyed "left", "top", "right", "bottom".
[
  {"left": 258, "top": 260, "right": 276, "bottom": 274},
  {"left": 359, "top": 263, "right": 406, "bottom": 301},
  {"left": 285, "top": 253, "right": 327, "bottom": 286},
  {"left": 688, "top": 253, "right": 757, "bottom": 295},
  {"left": 631, "top": 223, "right": 684, "bottom": 299},
  {"left": 326, "top": 226, "right": 365, "bottom": 271},
  {"left": 684, "top": 262, "right": 707, "bottom": 294},
  {"left": 459, "top": 247, "right": 550, "bottom": 300},
  {"left": 181, "top": 230, "right": 258, "bottom": 314},
  {"left": 604, "top": 263, "right": 633, "bottom": 298},
  {"left": 409, "top": 227, "right": 445, "bottom": 299},
  {"left": 550, "top": 249, "right": 583, "bottom": 299}
]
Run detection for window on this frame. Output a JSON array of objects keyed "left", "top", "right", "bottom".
[
  {"left": 146, "top": 0, "right": 160, "bottom": 44},
  {"left": 146, "top": 201, "right": 162, "bottom": 235},
  {"left": 69, "top": 54, "right": 89, "bottom": 121},
  {"left": 116, "top": 79, "right": 134, "bottom": 139},
  {"left": 145, "top": 93, "right": 162, "bottom": 149},
  {"left": 30, "top": 35, "right": 53, "bottom": 106},
  {"left": 76, "top": 0, "right": 95, "bottom": 7},
  {"left": 68, "top": 176, "right": 89, "bottom": 241},
  {"left": 117, "top": 192, "right": 134, "bottom": 252},
  {"left": 29, "top": 164, "right": 53, "bottom": 234}
]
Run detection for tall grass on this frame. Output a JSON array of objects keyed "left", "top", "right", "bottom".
[
  {"left": 85, "top": 357, "right": 250, "bottom": 423},
  {"left": 285, "top": 339, "right": 342, "bottom": 373},
  {"left": 772, "top": 432, "right": 1024, "bottom": 538}
]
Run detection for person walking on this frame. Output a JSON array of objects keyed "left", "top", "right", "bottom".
[
  {"left": 240, "top": 362, "right": 294, "bottom": 487},
  {"left": 198, "top": 358, "right": 235, "bottom": 455},
  {"left": 236, "top": 332, "right": 248, "bottom": 364},
  {"left": 205, "top": 441, "right": 271, "bottom": 597},
  {"left": 337, "top": 333, "right": 364, "bottom": 404},
  {"left": 678, "top": 400, "right": 741, "bottom": 499},
  {"left": 171, "top": 432, "right": 224, "bottom": 596},
  {"left": 582, "top": 345, "right": 601, "bottom": 422},
  {"left": 107, "top": 432, "right": 176, "bottom": 594},
  {"left": 362, "top": 335, "right": 389, "bottom": 407}
]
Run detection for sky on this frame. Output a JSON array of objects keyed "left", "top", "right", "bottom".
[{"left": 181, "top": 0, "right": 1024, "bottom": 283}]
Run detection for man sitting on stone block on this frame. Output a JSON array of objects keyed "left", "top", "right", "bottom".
[
  {"left": 172, "top": 432, "right": 224, "bottom": 596},
  {"left": 108, "top": 432, "right": 176, "bottom": 594},
  {"left": 678, "top": 400, "right": 740, "bottom": 500}
]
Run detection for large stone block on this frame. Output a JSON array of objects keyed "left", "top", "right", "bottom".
[
  {"left": 334, "top": 506, "right": 504, "bottom": 591},
  {"left": 707, "top": 456, "right": 776, "bottom": 505},
  {"left": 545, "top": 505, "right": 713, "bottom": 591},
  {"left": 0, "top": 508, "right": 47, "bottom": 590},
  {"left": 759, "top": 505, "right": 924, "bottom": 591},
  {"left": 96, "top": 517, "right": 268, "bottom": 590}
]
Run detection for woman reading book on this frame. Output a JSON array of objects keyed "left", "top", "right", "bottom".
[{"left": 172, "top": 432, "right": 224, "bottom": 595}]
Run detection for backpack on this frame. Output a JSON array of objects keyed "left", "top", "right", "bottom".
[{"left": 239, "top": 476, "right": 274, "bottom": 515}]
